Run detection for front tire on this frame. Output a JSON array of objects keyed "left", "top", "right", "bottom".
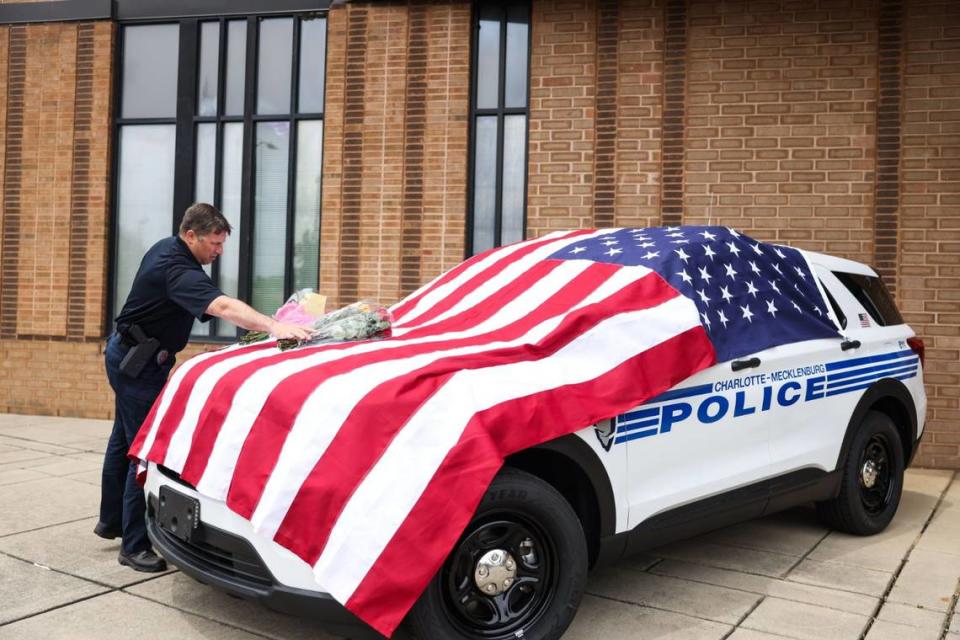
[
  {"left": 408, "top": 468, "right": 587, "bottom": 640},
  {"left": 817, "top": 411, "right": 904, "bottom": 535}
]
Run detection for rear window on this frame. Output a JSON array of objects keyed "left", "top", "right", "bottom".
[{"left": 833, "top": 271, "right": 903, "bottom": 327}]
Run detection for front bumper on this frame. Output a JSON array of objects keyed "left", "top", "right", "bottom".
[{"left": 145, "top": 490, "right": 387, "bottom": 639}]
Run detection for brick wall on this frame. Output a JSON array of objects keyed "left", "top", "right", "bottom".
[
  {"left": 900, "top": 0, "right": 960, "bottom": 468},
  {"left": 682, "top": 0, "right": 878, "bottom": 266},
  {"left": 0, "top": 1, "right": 957, "bottom": 468},
  {"left": 319, "top": 1, "right": 470, "bottom": 309},
  {"left": 0, "top": 21, "right": 113, "bottom": 418}
]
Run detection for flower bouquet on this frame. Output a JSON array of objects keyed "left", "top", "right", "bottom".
[{"left": 241, "top": 290, "right": 392, "bottom": 351}]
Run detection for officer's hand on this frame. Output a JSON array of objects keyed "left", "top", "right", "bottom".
[{"left": 271, "top": 321, "right": 316, "bottom": 341}]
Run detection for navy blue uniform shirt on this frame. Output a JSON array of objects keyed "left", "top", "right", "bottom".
[{"left": 115, "top": 235, "right": 224, "bottom": 354}]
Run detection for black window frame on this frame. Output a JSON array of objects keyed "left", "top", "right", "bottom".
[
  {"left": 466, "top": 0, "right": 532, "bottom": 257},
  {"left": 109, "top": 11, "right": 328, "bottom": 342}
]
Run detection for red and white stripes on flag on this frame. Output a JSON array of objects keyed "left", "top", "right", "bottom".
[{"left": 130, "top": 229, "right": 717, "bottom": 637}]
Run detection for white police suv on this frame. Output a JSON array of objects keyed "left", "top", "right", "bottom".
[{"left": 144, "top": 243, "right": 925, "bottom": 640}]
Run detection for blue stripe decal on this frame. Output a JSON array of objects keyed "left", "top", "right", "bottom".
[
  {"left": 617, "top": 407, "right": 659, "bottom": 423},
  {"left": 825, "top": 349, "right": 915, "bottom": 372},
  {"left": 618, "top": 418, "right": 660, "bottom": 434},
  {"left": 827, "top": 361, "right": 919, "bottom": 386},
  {"left": 825, "top": 371, "right": 918, "bottom": 398},
  {"left": 614, "top": 427, "right": 659, "bottom": 444},
  {"left": 826, "top": 366, "right": 918, "bottom": 394},
  {"left": 643, "top": 383, "right": 714, "bottom": 405}
]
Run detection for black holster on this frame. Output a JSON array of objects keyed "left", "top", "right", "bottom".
[{"left": 118, "top": 325, "right": 160, "bottom": 379}]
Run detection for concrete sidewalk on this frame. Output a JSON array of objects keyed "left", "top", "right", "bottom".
[{"left": 0, "top": 413, "right": 957, "bottom": 640}]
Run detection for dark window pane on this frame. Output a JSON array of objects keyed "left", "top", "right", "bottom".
[
  {"left": 194, "top": 123, "right": 216, "bottom": 203},
  {"left": 197, "top": 22, "right": 219, "bottom": 116},
  {"left": 472, "top": 116, "right": 498, "bottom": 254},
  {"left": 218, "top": 123, "right": 244, "bottom": 336},
  {"left": 224, "top": 20, "right": 247, "bottom": 116},
  {"left": 252, "top": 122, "right": 290, "bottom": 313},
  {"left": 476, "top": 12, "right": 501, "bottom": 110},
  {"left": 833, "top": 272, "right": 904, "bottom": 327},
  {"left": 115, "top": 125, "right": 176, "bottom": 318},
  {"left": 504, "top": 7, "right": 529, "bottom": 108},
  {"left": 257, "top": 18, "right": 294, "bottom": 115},
  {"left": 298, "top": 17, "right": 327, "bottom": 113},
  {"left": 294, "top": 120, "right": 323, "bottom": 291},
  {"left": 192, "top": 123, "right": 217, "bottom": 338},
  {"left": 121, "top": 25, "right": 179, "bottom": 119},
  {"left": 500, "top": 115, "right": 526, "bottom": 245}
]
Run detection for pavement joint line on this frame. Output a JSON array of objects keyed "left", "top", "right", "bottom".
[
  {"left": 858, "top": 469, "right": 956, "bottom": 640},
  {"left": 638, "top": 558, "right": 793, "bottom": 584},
  {"left": 663, "top": 537, "right": 810, "bottom": 561},
  {"left": 691, "top": 538, "right": 812, "bottom": 560},
  {"left": 0, "top": 588, "right": 116, "bottom": 628},
  {"left": 939, "top": 577, "right": 960, "bottom": 640},
  {"left": 0, "top": 546, "right": 178, "bottom": 591},
  {"left": 781, "top": 528, "right": 832, "bottom": 578},
  {"left": 640, "top": 553, "right": 795, "bottom": 582},
  {"left": 0, "top": 432, "right": 93, "bottom": 453},
  {"left": 0, "top": 514, "right": 97, "bottom": 539},
  {"left": 0, "top": 452, "right": 63, "bottom": 468},
  {"left": 646, "top": 561, "right": 880, "bottom": 617},
  {"left": 119, "top": 590, "right": 279, "bottom": 640},
  {"left": 782, "top": 573, "right": 894, "bottom": 599},
  {"left": 721, "top": 595, "right": 767, "bottom": 640},
  {"left": 581, "top": 589, "right": 740, "bottom": 628}
]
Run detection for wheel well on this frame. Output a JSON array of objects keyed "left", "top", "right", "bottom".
[
  {"left": 836, "top": 380, "right": 918, "bottom": 472},
  {"left": 870, "top": 396, "right": 914, "bottom": 462},
  {"left": 504, "top": 449, "right": 602, "bottom": 566}
]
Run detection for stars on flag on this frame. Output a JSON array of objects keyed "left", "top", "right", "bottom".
[
  {"left": 720, "top": 285, "right": 734, "bottom": 304},
  {"left": 549, "top": 225, "right": 839, "bottom": 362}
]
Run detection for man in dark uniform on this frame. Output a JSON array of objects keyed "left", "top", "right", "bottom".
[{"left": 97, "top": 202, "right": 314, "bottom": 572}]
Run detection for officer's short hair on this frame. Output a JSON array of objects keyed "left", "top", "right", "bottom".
[{"left": 179, "top": 203, "right": 233, "bottom": 236}]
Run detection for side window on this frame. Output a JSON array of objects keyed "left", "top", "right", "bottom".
[
  {"left": 819, "top": 281, "right": 847, "bottom": 330},
  {"left": 833, "top": 272, "right": 904, "bottom": 327}
]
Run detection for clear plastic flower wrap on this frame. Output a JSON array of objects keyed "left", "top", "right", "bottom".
[{"left": 241, "top": 293, "right": 392, "bottom": 350}]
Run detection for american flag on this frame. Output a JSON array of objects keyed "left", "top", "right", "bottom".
[{"left": 130, "top": 226, "right": 838, "bottom": 637}]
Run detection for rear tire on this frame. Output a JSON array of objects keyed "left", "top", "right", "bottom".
[
  {"left": 407, "top": 468, "right": 587, "bottom": 640},
  {"left": 817, "top": 411, "right": 904, "bottom": 535}
]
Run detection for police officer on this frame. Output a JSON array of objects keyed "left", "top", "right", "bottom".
[{"left": 97, "top": 203, "right": 314, "bottom": 572}]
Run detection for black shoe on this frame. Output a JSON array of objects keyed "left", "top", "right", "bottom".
[
  {"left": 118, "top": 549, "right": 168, "bottom": 573},
  {"left": 93, "top": 521, "right": 122, "bottom": 540}
]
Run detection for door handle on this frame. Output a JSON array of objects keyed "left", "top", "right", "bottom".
[
  {"left": 841, "top": 339, "right": 861, "bottom": 351},
  {"left": 731, "top": 357, "right": 761, "bottom": 372}
]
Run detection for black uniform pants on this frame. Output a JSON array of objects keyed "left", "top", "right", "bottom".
[{"left": 100, "top": 334, "right": 172, "bottom": 555}]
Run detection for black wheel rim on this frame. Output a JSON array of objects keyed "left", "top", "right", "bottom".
[
  {"left": 858, "top": 433, "right": 894, "bottom": 515},
  {"left": 440, "top": 514, "right": 558, "bottom": 639}
]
